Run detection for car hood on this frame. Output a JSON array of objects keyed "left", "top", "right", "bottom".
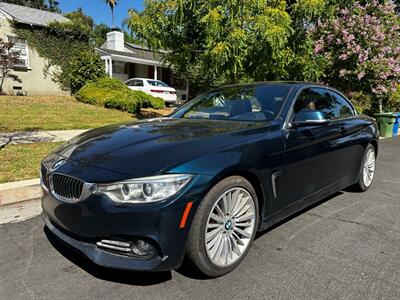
[{"left": 51, "top": 118, "right": 266, "bottom": 178}]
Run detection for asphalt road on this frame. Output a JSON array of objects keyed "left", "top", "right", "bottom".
[{"left": 1, "top": 138, "right": 399, "bottom": 300}]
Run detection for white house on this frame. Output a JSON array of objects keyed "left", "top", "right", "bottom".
[
  {"left": 96, "top": 31, "right": 185, "bottom": 97},
  {"left": 0, "top": 2, "right": 68, "bottom": 95}
]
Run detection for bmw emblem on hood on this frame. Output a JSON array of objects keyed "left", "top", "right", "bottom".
[{"left": 51, "top": 159, "right": 66, "bottom": 171}]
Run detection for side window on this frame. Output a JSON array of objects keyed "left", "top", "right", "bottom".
[
  {"left": 330, "top": 91, "right": 355, "bottom": 119},
  {"left": 8, "top": 36, "right": 29, "bottom": 68},
  {"left": 293, "top": 88, "right": 337, "bottom": 120},
  {"left": 134, "top": 80, "right": 144, "bottom": 87},
  {"left": 128, "top": 80, "right": 143, "bottom": 87}
]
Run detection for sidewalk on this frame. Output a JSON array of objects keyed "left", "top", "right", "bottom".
[{"left": 0, "top": 129, "right": 88, "bottom": 147}]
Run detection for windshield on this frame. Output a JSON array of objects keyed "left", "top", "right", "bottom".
[
  {"left": 147, "top": 80, "right": 169, "bottom": 87},
  {"left": 171, "top": 84, "right": 291, "bottom": 122}
]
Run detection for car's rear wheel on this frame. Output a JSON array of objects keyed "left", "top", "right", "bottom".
[
  {"left": 353, "top": 144, "right": 376, "bottom": 192},
  {"left": 186, "top": 176, "right": 258, "bottom": 277}
]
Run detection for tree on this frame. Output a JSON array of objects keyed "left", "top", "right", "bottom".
[
  {"left": 64, "top": 7, "right": 94, "bottom": 31},
  {"left": 283, "top": 0, "right": 363, "bottom": 82},
  {"left": 0, "top": 38, "right": 22, "bottom": 94},
  {"left": 311, "top": 1, "right": 400, "bottom": 112},
  {"left": 92, "top": 23, "right": 111, "bottom": 47},
  {"left": 1, "top": 0, "right": 60, "bottom": 12},
  {"left": 128, "top": 0, "right": 292, "bottom": 94},
  {"left": 63, "top": 8, "right": 133, "bottom": 47},
  {"left": 47, "top": 0, "right": 59, "bottom": 12},
  {"left": 122, "top": 10, "right": 141, "bottom": 44},
  {"left": 90, "top": 23, "right": 136, "bottom": 47},
  {"left": 103, "top": 0, "right": 118, "bottom": 29}
]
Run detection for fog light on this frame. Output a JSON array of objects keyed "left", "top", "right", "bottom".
[
  {"left": 131, "top": 239, "right": 156, "bottom": 257},
  {"left": 96, "top": 238, "right": 156, "bottom": 258}
]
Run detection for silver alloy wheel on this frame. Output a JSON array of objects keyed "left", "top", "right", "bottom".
[
  {"left": 204, "top": 187, "right": 256, "bottom": 267},
  {"left": 363, "top": 148, "right": 376, "bottom": 187}
]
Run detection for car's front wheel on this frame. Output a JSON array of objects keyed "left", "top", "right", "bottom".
[
  {"left": 186, "top": 176, "right": 258, "bottom": 277},
  {"left": 353, "top": 144, "right": 376, "bottom": 192}
]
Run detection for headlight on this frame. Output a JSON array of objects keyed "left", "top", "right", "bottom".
[{"left": 94, "top": 174, "right": 193, "bottom": 204}]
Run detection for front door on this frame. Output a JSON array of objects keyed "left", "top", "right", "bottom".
[{"left": 277, "top": 87, "right": 345, "bottom": 207}]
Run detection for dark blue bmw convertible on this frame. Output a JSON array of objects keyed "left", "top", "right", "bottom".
[{"left": 40, "top": 82, "right": 379, "bottom": 277}]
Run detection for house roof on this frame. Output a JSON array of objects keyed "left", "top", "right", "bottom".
[
  {"left": 0, "top": 2, "right": 68, "bottom": 26},
  {"left": 97, "top": 44, "right": 162, "bottom": 63}
]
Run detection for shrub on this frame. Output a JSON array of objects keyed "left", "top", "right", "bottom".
[
  {"left": 67, "top": 50, "right": 106, "bottom": 94},
  {"left": 349, "top": 92, "right": 372, "bottom": 114},
  {"left": 76, "top": 77, "right": 165, "bottom": 113},
  {"left": 137, "top": 91, "right": 165, "bottom": 109}
]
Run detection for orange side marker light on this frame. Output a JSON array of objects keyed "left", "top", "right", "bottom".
[{"left": 179, "top": 202, "right": 193, "bottom": 229}]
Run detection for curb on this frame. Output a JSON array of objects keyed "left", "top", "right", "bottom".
[{"left": 0, "top": 178, "right": 41, "bottom": 206}]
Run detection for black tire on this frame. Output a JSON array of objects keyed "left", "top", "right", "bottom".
[
  {"left": 352, "top": 144, "right": 376, "bottom": 192},
  {"left": 186, "top": 176, "right": 259, "bottom": 277}
]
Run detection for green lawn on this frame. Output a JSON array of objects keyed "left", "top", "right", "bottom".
[
  {"left": 0, "top": 96, "right": 174, "bottom": 183},
  {"left": 0, "top": 96, "right": 135, "bottom": 132},
  {"left": 0, "top": 142, "right": 63, "bottom": 183}
]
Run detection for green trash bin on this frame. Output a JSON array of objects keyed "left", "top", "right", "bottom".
[{"left": 375, "top": 113, "right": 396, "bottom": 138}]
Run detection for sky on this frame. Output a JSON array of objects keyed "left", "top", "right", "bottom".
[{"left": 58, "top": 0, "right": 144, "bottom": 28}]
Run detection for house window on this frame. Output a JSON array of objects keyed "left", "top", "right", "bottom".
[{"left": 8, "top": 36, "right": 29, "bottom": 68}]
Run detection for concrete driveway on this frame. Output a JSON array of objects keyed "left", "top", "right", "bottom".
[{"left": 1, "top": 138, "right": 399, "bottom": 300}]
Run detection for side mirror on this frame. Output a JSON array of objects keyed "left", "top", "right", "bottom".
[{"left": 291, "top": 109, "right": 329, "bottom": 127}]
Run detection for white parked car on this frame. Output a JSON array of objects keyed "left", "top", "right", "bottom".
[{"left": 124, "top": 78, "right": 177, "bottom": 105}]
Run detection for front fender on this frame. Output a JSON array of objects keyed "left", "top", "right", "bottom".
[{"left": 168, "top": 131, "right": 285, "bottom": 224}]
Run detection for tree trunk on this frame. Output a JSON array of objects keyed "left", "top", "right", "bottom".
[
  {"left": 230, "top": 71, "right": 236, "bottom": 85},
  {"left": 379, "top": 98, "right": 383, "bottom": 113},
  {"left": 0, "top": 75, "right": 5, "bottom": 95}
]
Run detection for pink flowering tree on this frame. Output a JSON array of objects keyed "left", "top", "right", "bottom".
[{"left": 312, "top": 1, "right": 400, "bottom": 113}]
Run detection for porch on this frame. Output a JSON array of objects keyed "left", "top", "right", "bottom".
[{"left": 97, "top": 47, "right": 184, "bottom": 97}]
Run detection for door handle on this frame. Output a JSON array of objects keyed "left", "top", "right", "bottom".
[{"left": 340, "top": 126, "right": 348, "bottom": 135}]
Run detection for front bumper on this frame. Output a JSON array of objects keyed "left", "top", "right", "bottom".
[
  {"left": 41, "top": 175, "right": 212, "bottom": 271},
  {"left": 42, "top": 213, "right": 166, "bottom": 270}
]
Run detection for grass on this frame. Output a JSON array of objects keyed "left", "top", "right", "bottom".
[
  {"left": 0, "top": 142, "right": 63, "bottom": 183},
  {"left": 0, "top": 96, "right": 135, "bottom": 132},
  {"left": 0, "top": 96, "right": 174, "bottom": 183}
]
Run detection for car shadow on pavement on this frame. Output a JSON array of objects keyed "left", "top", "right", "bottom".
[
  {"left": 175, "top": 257, "right": 212, "bottom": 280},
  {"left": 43, "top": 227, "right": 172, "bottom": 286}
]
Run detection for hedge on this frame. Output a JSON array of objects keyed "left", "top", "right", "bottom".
[{"left": 76, "top": 77, "right": 165, "bottom": 113}]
